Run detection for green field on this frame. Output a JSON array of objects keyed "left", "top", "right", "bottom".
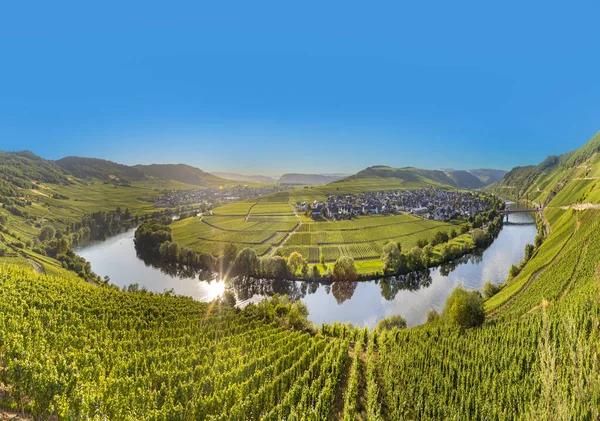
[
  {"left": 172, "top": 191, "right": 461, "bottom": 265},
  {"left": 172, "top": 191, "right": 300, "bottom": 257}
]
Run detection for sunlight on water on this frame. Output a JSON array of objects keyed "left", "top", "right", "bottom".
[
  {"left": 197, "top": 279, "right": 225, "bottom": 301},
  {"left": 78, "top": 202, "right": 536, "bottom": 328}
]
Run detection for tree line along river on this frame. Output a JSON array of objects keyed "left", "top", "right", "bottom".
[{"left": 76, "top": 202, "right": 537, "bottom": 327}]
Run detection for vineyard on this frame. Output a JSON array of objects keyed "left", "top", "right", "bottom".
[
  {"left": 3, "top": 171, "right": 600, "bottom": 419},
  {"left": 170, "top": 191, "right": 300, "bottom": 256}
]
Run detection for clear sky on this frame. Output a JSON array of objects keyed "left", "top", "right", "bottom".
[{"left": 1, "top": 1, "right": 600, "bottom": 175}]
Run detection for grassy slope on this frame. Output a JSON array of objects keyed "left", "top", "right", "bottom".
[
  {"left": 3, "top": 135, "right": 600, "bottom": 418},
  {"left": 133, "top": 163, "right": 230, "bottom": 187},
  {"left": 0, "top": 151, "right": 230, "bottom": 271}
]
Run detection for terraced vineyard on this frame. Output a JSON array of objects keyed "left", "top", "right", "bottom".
[
  {"left": 281, "top": 214, "right": 459, "bottom": 263},
  {"left": 3, "top": 193, "right": 600, "bottom": 420},
  {"left": 173, "top": 194, "right": 462, "bottom": 267},
  {"left": 171, "top": 191, "right": 300, "bottom": 256},
  {"left": 4, "top": 132, "right": 600, "bottom": 419}
]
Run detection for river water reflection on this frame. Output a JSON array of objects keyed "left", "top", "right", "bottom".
[{"left": 77, "top": 202, "right": 537, "bottom": 327}]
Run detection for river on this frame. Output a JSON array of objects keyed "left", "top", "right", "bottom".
[{"left": 76, "top": 202, "right": 537, "bottom": 327}]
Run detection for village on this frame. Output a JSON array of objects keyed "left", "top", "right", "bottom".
[
  {"left": 141, "top": 185, "right": 290, "bottom": 208},
  {"left": 296, "top": 188, "right": 496, "bottom": 222}
]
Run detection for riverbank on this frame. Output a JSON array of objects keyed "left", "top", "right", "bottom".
[{"left": 77, "top": 206, "right": 537, "bottom": 327}]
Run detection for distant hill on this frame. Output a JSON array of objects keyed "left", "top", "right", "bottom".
[
  {"left": 135, "top": 164, "right": 227, "bottom": 187},
  {"left": 279, "top": 173, "right": 350, "bottom": 185},
  {"left": 467, "top": 169, "right": 508, "bottom": 186},
  {"left": 55, "top": 156, "right": 147, "bottom": 183},
  {"left": 444, "top": 170, "right": 485, "bottom": 189},
  {"left": 212, "top": 172, "right": 277, "bottom": 184},
  {"left": 333, "top": 166, "right": 506, "bottom": 191},
  {"left": 0, "top": 151, "right": 69, "bottom": 191},
  {"left": 331, "top": 166, "right": 459, "bottom": 191}
]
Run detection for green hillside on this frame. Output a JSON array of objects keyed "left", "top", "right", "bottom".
[
  {"left": 445, "top": 169, "right": 484, "bottom": 189},
  {"left": 489, "top": 132, "right": 600, "bottom": 206},
  {"left": 55, "top": 156, "right": 147, "bottom": 183},
  {"left": 330, "top": 166, "right": 458, "bottom": 192},
  {"left": 332, "top": 165, "right": 504, "bottom": 192},
  {"left": 2, "top": 134, "right": 600, "bottom": 419},
  {"left": 135, "top": 163, "right": 229, "bottom": 187},
  {"left": 468, "top": 168, "right": 507, "bottom": 185}
]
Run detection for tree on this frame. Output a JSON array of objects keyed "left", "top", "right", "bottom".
[
  {"left": 426, "top": 309, "right": 440, "bottom": 323},
  {"left": 39, "top": 225, "right": 56, "bottom": 242},
  {"left": 442, "top": 286, "right": 485, "bottom": 328},
  {"left": 422, "top": 245, "right": 433, "bottom": 266},
  {"left": 234, "top": 248, "right": 259, "bottom": 277},
  {"left": 471, "top": 228, "right": 488, "bottom": 248},
  {"left": 382, "top": 241, "right": 402, "bottom": 273},
  {"left": 287, "top": 251, "right": 306, "bottom": 275},
  {"left": 440, "top": 244, "right": 460, "bottom": 261},
  {"left": 320, "top": 253, "right": 326, "bottom": 267},
  {"left": 534, "top": 234, "right": 543, "bottom": 248},
  {"left": 408, "top": 247, "right": 423, "bottom": 270},
  {"left": 524, "top": 243, "right": 535, "bottom": 261},
  {"left": 509, "top": 264, "right": 519, "bottom": 278},
  {"left": 0, "top": 214, "right": 7, "bottom": 226},
  {"left": 432, "top": 230, "right": 449, "bottom": 246},
  {"left": 376, "top": 315, "right": 407, "bottom": 331},
  {"left": 450, "top": 229, "right": 457, "bottom": 239},
  {"left": 222, "top": 244, "right": 238, "bottom": 269},
  {"left": 483, "top": 281, "right": 500, "bottom": 299},
  {"left": 332, "top": 256, "right": 358, "bottom": 283},
  {"left": 416, "top": 238, "right": 429, "bottom": 248}
]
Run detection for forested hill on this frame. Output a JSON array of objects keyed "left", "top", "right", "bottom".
[
  {"left": 55, "top": 156, "right": 147, "bottom": 183},
  {"left": 0, "top": 150, "right": 69, "bottom": 186},
  {"left": 134, "top": 163, "right": 228, "bottom": 187}
]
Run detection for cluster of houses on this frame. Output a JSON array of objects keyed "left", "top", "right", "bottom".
[
  {"left": 296, "top": 188, "right": 495, "bottom": 222},
  {"left": 143, "top": 185, "right": 289, "bottom": 208}
]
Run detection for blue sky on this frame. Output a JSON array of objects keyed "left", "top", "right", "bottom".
[{"left": 1, "top": 1, "right": 599, "bottom": 175}]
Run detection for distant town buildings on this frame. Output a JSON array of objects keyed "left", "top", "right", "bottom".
[{"left": 298, "top": 188, "right": 495, "bottom": 222}]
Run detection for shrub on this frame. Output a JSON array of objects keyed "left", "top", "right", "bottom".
[
  {"left": 482, "top": 281, "right": 500, "bottom": 299},
  {"left": 443, "top": 287, "right": 485, "bottom": 328},
  {"left": 426, "top": 309, "right": 440, "bottom": 323},
  {"left": 377, "top": 315, "right": 407, "bottom": 331}
]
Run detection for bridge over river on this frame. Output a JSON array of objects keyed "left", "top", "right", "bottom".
[{"left": 499, "top": 207, "right": 541, "bottom": 222}]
